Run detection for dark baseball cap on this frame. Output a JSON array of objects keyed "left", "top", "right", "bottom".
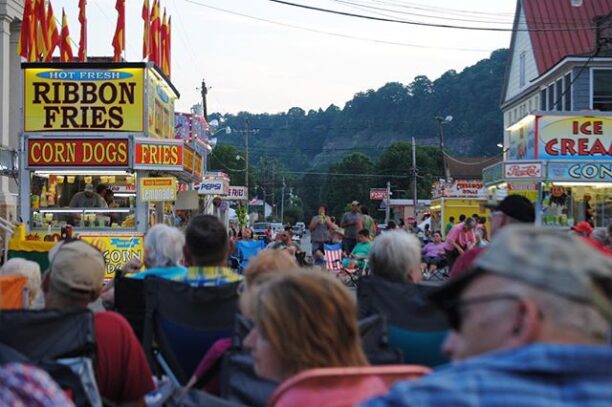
[
  {"left": 430, "top": 225, "right": 612, "bottom": 322},
  {"left": 486, "top": 194, "right": 535, "bottom": 223}
]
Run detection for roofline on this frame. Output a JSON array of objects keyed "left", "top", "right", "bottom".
[
  {"left": 500, "top": 0, "right": 523, "bottom": 106},
  {"left": 500, "top": 55, "right": 612, "bottom": 110}
]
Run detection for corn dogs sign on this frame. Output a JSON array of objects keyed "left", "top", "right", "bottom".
[
  {"left": 27, "top": 139, "right": 129, "bottom": 167},
  {"left": 24, "top": 67, "right": 144, "bottom": 132}
]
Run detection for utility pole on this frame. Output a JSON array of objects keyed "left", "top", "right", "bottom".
[
  {"left": 385, "top": 180, "right": 391, "bottom": 225},
  {"left": 200, "top": 78, "right": 208, "bottom": 121},
  {"left": 412, "top": 137, "right": 418, "bottom": 215},
  {"left": 281, "top": 177, "right": 286, "bottom": 224},
  {"left": 245, "top": 118, "right": 249, "bottom": 202},
  {"left": 272, "top": 161, "right": 276, "bottom": 219},
  {"left": 435, "top": 115, "right": 453, "bottom": 181}
]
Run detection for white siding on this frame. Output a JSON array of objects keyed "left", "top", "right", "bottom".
[{"left": 504, "top": 7, "right": 539, "bottom": 102}]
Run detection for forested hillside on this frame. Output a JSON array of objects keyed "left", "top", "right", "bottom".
[{"left": 211, "top": 48, "right": 508, "bottom": 171}]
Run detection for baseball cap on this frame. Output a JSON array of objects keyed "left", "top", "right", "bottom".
[
  {"left": 84, "top": 183, "right": 94, "bottom": 192},
  {"left": 48, "top": 240, "right": 105, "bottom": 301},
  {"left": 430, "top": 225, "right": 612, "bottom": 321},
  {"left": 351, "top": 201, "right": 360, "bottom": 206},
  {"left": 571, "top": 221, "right": 593, "bottom": 236},
  {"left": 485, "top": 195, "right": 534, "bottom": 223}
]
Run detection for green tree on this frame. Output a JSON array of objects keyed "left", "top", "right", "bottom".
[{"left": 323, "top": 152, "right": 374, "bottom": 217}]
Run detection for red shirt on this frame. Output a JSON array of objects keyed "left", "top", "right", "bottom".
[
  {"left": 450, "top": 246, "right": 486, "bottom": 278},
  {"left": 94, "top": 311, "right": 155, "bottom": 403}
]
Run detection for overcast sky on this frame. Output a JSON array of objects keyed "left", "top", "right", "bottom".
[{"left": 51, "top": 0, "right": 517, "bottom": 114}]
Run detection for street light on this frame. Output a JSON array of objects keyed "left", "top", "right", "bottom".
[{"left": 435, "top": 115, "right": 453, "bottom": 180}]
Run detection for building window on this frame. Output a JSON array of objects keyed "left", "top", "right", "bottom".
[
  {"left": 593, "top": 69, "right": 612, "bottom": 111},
  {"left": 555, "top": 79, "right": 563, "bottom": 110},
  {"left": 548, "top": 84, "right": 555, "bottom": 111},
  {"left": 528, "top": 99, "right": 532, "bottom": 113},
  {"left": 519, "top": 52, "right": 526, "bottom": 87},
  {"left": 540, "top": 89, "right": 547, "bottom": 110},
  {"left": 564, "top": 73, "right": 572, "bottom": 110}
]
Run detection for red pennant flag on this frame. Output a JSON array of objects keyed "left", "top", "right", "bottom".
[
  {"left": 44, "top": 2, "right": 60, "bottom": 62},
  {"left": 17, "top": 0, "right": 34, "bottom": 60},
  {"left": 149, "top": 0, "right": 160, "bottom": 65},
  {"left": 167, "top": 16, "right": 171, "bottom": 77},
  {"left": 78, "top": 0, "right": 87, "bottom": 62},
  {"left": 60, "top": 8, "right": 74, "bottom": 62},
  {"left": 142, "top": 0, "right": 150, "bottom": 60},
  {"left": 34, "top": 0, "right": 48, "bottom": 60},
  {"left": 160, "top": 9, "right": 168, "bottom": 74},
  {"left": 112, "top": 0, "right": 125, "bottom": 62}
]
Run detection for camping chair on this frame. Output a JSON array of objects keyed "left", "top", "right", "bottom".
[
  {"left": 267, "top": 365, "right": 431, "bottom": 407},
  {"left": 0, "top": 309, "right": 101, "bottom": 407},
  {"left": 233, "top": 240, "right": 265, "bottom": 272},
  {"left": 324, "top": 243, "right": 343, "bottom": 273},
  {"left": 142, "top": 277, "right": 240, "bottom": 386},
  {"left": 114, "top": 276, "right": 146, "bottom": 341},
  {"left": 219, "top": 314, "right": 278, "bottom": 407},
  {"left": 358, "top": 275, "right": 450, "bottom": 367},
  {"left": 0, "top": 275, "right": 28, "bottom": 309}
]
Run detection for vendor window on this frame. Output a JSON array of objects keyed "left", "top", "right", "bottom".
[{"left": 30, "top": 173, "right": 137, "bottom": 229}]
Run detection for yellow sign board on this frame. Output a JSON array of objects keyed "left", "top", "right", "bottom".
[
  {"left": 146, "top": 68, "right": 176, "bottom": 138},
  {"left": 139, "top": 177, "right": 177, "bottom": 202},
  {"left": 23, "top": 67, "right": 145, "bottom": 132},
  {"left": 80, "top": 234, "right": 144, "bottom": 278}
]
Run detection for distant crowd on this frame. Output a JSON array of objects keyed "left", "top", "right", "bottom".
[{"left": 0, "top": 194, "right": 610, "bottom": 406}]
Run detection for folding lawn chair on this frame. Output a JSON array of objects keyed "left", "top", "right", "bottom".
[
  {"left": 142, "top": 277, "right": 240, "bottom": 386},
  {"left": 267, "top": 365, "right": 431, "bottom": 407},
  {"left": 324, "top": 243, "right": 343, "bottom": 273},
  {"left": 0, "top": 309, "right": 102, "bottom": 406},
  {"left": 234, "top": 240, "right": 265, "bottom": 272}
]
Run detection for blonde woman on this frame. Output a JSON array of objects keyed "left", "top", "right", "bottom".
[{"left": 243, "top": 271, "right": 368, "bottom": 382}]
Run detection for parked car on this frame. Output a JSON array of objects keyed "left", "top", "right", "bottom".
[
  {"left": 293, "top": 222, "right": 306, "bottom": 237},
  {"left": 270, "top": 223, "right": 284, "bottom": 240},
  {"left": 252, "top": 222, "right": 271, "bottom": 241}
]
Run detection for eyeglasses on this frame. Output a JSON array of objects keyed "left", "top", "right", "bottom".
[{"left": 441, "top": 293, "right": 522, "bottom": 331}]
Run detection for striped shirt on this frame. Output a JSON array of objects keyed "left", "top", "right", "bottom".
[
  {"left": 361, "top": 344, "right": 612, "bottom": 407},
  {"left": 178, "top": 266, "right": 242, "bottom": 287}
]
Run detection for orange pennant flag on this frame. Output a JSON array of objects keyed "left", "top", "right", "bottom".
[
  {"left": 60, "top": 8, "right": 74, "bottom": 62},
  {"left": 167, "top": 16, "right": 172, "bottom": 77},
  {"left": 44, "top": 1, "right": 60, "bottom": 62}
]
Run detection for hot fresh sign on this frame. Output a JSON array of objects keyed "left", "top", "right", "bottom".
[
  {"left": 27, "top": 139, "right": 129, "bottom": 167},
  {"left": 369, "top": 188, "right": 388, "bottom": 201},
  {"left": 24, "top": 68, "right": 144, "bottom": 132},
  {"left": 537, "top": 116, "right": 612, "bottom": 160}
]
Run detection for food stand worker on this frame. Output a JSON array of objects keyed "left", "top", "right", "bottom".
[{"left": 69, "top": 183, "right": 108, "bottom": 208}]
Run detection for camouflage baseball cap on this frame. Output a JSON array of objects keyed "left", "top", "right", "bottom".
[{"left": 430, "top": 225, "right": 612, "bottom": 321}]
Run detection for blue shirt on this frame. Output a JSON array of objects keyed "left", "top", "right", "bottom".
[
  {"left": 361, "top": 344, "right": 612, "bottom": 407},
  {"left": 129, "top": 265, "right": 187, "bottom": 280}
]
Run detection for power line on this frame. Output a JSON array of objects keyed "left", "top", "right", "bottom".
[
  {"left": 369, "top": 0, "right": 514, "bottom": 18},
  {"left": 278, "top": 170, "right": 410, "bottom": 178},
  {"left": 181, "top": 0, "right": 495, "bottom": 52},
  {"left": 330, "top": 0, "right": 514, "bottom": 25},
  {"left": 267, "top": 0, "right": 595, "bottom": 32}
]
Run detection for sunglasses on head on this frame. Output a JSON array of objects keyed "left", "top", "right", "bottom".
[{"left": 440, "top": 293, "right": 523, "bottom": 331}]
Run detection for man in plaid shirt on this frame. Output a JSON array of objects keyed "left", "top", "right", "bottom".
[{"left": 362, "top": 226, "right": 612, "bottom": 406}]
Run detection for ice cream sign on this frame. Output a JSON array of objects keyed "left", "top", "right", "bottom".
[{"left": 537, "top": 116, "right": 612, "bottom": 161}]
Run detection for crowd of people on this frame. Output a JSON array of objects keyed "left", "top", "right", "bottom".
[{"left": 0, "top": 195, "right": 610, "bottom": 406}]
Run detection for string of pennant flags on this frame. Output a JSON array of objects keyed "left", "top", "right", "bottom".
[{"left": 17, "top": 0, "right": 172, "bottom": 77}]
